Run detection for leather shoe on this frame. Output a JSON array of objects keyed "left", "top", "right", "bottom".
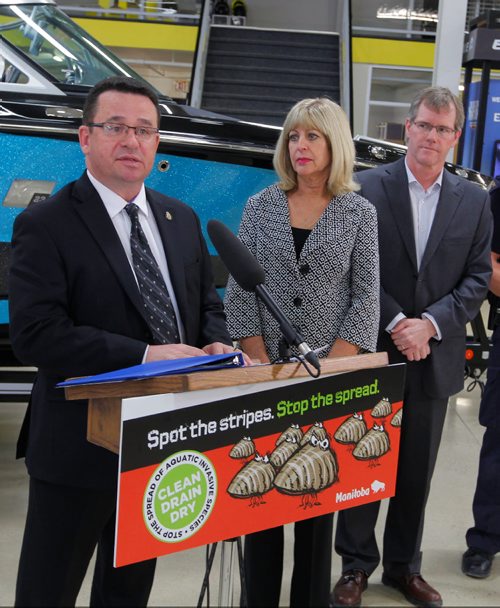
[
  {"left": 329, "top": 569, "right": 368, "bottom": 607},
  {"left": 382, "top": 572, "right": 442, "bottom": 607},
  {"left": 462, "top": 548, "right": 494, "bottom": 578}
]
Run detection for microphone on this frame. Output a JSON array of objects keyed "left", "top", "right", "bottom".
[{"left": 207, "top": 219, "right": 321, "bottom": 372}]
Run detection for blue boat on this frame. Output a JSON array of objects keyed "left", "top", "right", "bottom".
[{"left": 0, "top": 0, "right": 490, "bottom": 389}]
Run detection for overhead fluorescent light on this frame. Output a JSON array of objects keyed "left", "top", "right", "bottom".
[{"left": 376, "top": 6, "right": 438, "bottom": 23}]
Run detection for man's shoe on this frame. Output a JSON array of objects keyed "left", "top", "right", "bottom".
[
  {"left": 382, "top": 572, "right": 442, "bottom": 607},
  {"left": 462, "top": 548, "right": 494, "bottom": 578},
  {"left": 329, "top": 569, "right": 368, "bottom": 607}
]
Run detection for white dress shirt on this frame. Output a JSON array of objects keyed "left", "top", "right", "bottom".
[
  {"left": 385, "top": 160, "right": 442, "bottom": 340},
  {"left": 87, "top": 171, "right": 185, "bottom": 348}
]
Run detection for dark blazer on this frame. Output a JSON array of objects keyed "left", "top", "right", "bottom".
[
  {"left": 479, "top": 183, "right": 500, "bottom": 428},
  {"left": 357, "top": 158, "right": 492, "bottom": 399},
  {"left": 9, "top": 173, "right": 230, "bottom": 489}
]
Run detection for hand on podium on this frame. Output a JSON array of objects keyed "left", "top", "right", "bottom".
[{"left": 146, "top": 342, "right": 252, "bottom": 366}]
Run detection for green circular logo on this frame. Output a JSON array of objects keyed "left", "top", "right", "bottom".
[{"left": 143, "top": 450, "right": 217, "bottom": 543}]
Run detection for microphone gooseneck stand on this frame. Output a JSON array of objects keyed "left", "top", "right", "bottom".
[
  {"left": 199, "top": 219, "right": 322, "bottom": 605},
  {"left": 276, "top": 335, "right": 321, "bottom": 379},
  {"left": 253, "top": 284, "right": 321, "bottom": 378},
  {"left": 206, "top": 219, "right": 321, "bottom": 378}
]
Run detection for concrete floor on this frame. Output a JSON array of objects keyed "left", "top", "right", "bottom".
[{"left": 1, "top": 382, "right": 499, "bottom": 607}]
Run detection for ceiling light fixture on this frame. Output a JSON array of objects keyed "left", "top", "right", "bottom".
[{"left": 376, "top": 6, "right": 439, "bottom": 23}]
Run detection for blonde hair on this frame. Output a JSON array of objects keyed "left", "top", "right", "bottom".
[{"left": 273, "top": 97, "right": 359, "bottom": 196}]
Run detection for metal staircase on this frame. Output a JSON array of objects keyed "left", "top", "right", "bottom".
[{"left": 195, "top": 24, "right": 341, "bottom": 126}]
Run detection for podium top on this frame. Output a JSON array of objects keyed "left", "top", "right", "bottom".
[{"left": 64, "top": 352, "right": 389, "bottom": 401}]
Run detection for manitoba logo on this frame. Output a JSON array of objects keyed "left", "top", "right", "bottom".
[{"left": 143, "top": 450, "right": 217, "bottom": 543}]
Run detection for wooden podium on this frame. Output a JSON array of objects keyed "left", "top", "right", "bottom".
[
  {"left": 64, "top": 352, "right": 404, "bottom": 606},
  {"left": 64, "top": 352, "right": 389, "bottom": 454}
]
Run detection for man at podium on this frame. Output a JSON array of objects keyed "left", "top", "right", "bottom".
[{"left": 9, "top": 76, "right": 233, "bottom": 606}]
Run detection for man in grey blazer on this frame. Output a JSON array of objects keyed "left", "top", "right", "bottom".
[
  {"left": 331, "top": 87, "right": 492, "bottom": 607},
  {"left": 10, "top": 76, "right": 234, "bottom": 606}
]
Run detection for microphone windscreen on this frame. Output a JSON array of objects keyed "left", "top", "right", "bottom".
[{"left": 207, "top": 219, "right": 265, "bottom": 291}]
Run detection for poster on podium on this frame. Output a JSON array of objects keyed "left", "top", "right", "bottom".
[{"left": 114, "top": 363, "right": 405, "bottom": 567}]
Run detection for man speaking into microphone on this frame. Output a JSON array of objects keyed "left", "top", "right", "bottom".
[
  {"left": 223, "top": 97, "right": 380, "bottom": 607},
  {"left": 9, "top": 76, "right": 234, "bottom": 607}
]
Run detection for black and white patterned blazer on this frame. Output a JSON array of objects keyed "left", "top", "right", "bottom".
[{"left": 224, "top": 184, "right": 380, "bottom": 362}]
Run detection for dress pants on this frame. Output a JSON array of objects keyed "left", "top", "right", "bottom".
[
  {"left": 15, "top": 477, "right": 156, "bottom": 607},
  {"left": 466, "top": 326, "right": 500, "bottom": 555},
  {"left": 243, "top": 514, "right": 333, "bottom": 607},
  {"left": 466, "top": 426, "right": 500, "bottom": 554},
  {"left": 335, "top": 371, "right": 448, "bottom": 577}
]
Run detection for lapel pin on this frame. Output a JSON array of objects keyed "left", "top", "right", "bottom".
[{"left": 165, "top": 211, "right": 173, "bottom": 221}]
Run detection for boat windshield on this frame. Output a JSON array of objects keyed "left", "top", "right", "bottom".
[{"left": 0, "top": 2, "right": 158, "bottom": 88}]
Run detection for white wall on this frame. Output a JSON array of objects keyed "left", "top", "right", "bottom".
[{"left": 244, "top": 0, "right": 341, "bottom": 32}]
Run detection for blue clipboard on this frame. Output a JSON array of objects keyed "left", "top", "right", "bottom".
[{"left": 57, "top": 352, "right": 244, "bottom": 388}]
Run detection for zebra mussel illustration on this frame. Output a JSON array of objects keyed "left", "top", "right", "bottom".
[
  {"left": 300, "top": 421, "right": 328, "bottom": 446},
  {"left": 269, "top": 434, "right": 300, "bottom": 469},
  {"left": 229, "top": 436, "right": 255, "bottom": 459},
  {"left": 352, "top": 423, "right": 390, "bottom": 460},
  {"left": 227, "top": 453, "right": 275, "bottom": 506},
  {"left": 226, "top": 391, "right": 401, "bottom": 505},
  {"left": 334, "top": 412, "right": 367, "bottom": 445},
  {"left": 276, "top": 423, "right": 303, "bottom": 446},
  {"left": 274, "top": 434, "right": 339, "bottom": 501},
  {"left": 371, "top": 397, "right": 392, "bottom": 418},
  {"left": 391, "top": 408, "right": 403, "bottom": 427}
]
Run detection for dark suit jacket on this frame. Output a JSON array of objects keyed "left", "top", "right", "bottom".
[
  {"left": 479, "top": 182, "right": 500, "bottom": 428},
  {"left": 9, "top": 173, "right": 230, "bottom": 489},
  {"left": 357, "top": 158, "right": 492, "bottom": 399}
]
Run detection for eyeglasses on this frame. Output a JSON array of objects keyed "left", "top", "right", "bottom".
[
  {"left": 412, "top": 121, "right": 457, "bottom": 138},
  {"left": 86, "top": 122, "right": 159, "bottom": 142}
]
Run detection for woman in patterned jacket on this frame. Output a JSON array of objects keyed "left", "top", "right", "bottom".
[{"left": 224, "top": 97, "right": 380, "bottom": 607}]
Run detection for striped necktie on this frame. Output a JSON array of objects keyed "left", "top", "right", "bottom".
[{"left": 125, "top": 203, "right": 180, "bottom": 344}]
